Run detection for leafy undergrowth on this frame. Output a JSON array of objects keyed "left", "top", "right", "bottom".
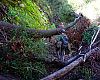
[
  {"left": 0, "top": 0, "right": 51, "bottom": 80},
  {"left": 0, "top": 0, "right": 76, "bottom": 79},
  {"left": 1, "top": 0, "right": 49, "bottom": 29},
  {"left": 0, "top": 28, "right": 50, "bottom": 80},
  {"left": 83, "top": 26, "right": 98, "bottom": 44}
]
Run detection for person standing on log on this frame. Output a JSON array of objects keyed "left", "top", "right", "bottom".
[{"left": 56, "top": 28, "right": 69, "bottom": 62}]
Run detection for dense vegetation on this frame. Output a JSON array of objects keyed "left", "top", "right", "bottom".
[
  {"left": 0, "top": 0, "right": 97, "bottom": 80},
  {"left": 0, "top": 0, "right": 50, "bottom": 80}
]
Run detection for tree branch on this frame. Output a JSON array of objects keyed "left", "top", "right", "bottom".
[
  {"left": 0, "top": 15, "right": 82, "bottom": 38},
  {"left": 41, "top": 47, "right": 100, "bottom": 80}
]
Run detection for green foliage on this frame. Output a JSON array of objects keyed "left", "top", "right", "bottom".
[
  {"left": 0, "top": 28, "right": 48, "bottom": 80},
  {"left": 12, "top": 28, "right": 49, "bottom": 58},
  {"left": 1, "top": 0, "right": 75, "bottom": 28},
  {"left": 80, "top": 67, "right": 92, "bottom": 80},
  {"left": 48, "top": 23, "right": 56, "bottom": 29},
  {"left": 0, "top": 1, "right": 51, "bottom": 79},
  {"left": 33, "top": 0, "right": 52, "bottom": 20},
  {"left": 45, "top": 0, "right": 75, "bottom": 23},
  {"left": 3, "top": 0, "right": 49, "bottom": 29},
  {"left": 83, "top": 27, "right": 97, "bottom": 44},
  {"left": 83, "top": 31, "right": 93, "bottom": 44}
]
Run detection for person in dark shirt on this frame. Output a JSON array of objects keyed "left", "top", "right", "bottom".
[{"left": 56, "top": 29, "right": 69, "bottom": 62}]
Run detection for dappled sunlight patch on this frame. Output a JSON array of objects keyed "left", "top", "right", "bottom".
[{"left": 68, "top": 0, "right": 100, "bottom": 23}]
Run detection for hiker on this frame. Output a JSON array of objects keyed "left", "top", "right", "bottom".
[
  {"left": 56, "top": 29, "right": 69, "bottom": 62},
  {"left": 57, "top": 22, "right": 65, "bottom": 28}
]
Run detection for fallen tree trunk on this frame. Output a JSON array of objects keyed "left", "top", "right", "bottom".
[
  {"left": 0, "top": 16, "right": 81, "bottom": 38},
  {"left": 41, "top": 47, "right": 100, "bottom": 80}
]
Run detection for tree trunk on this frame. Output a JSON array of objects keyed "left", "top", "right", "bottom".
[
  {"left": 41, "top": 47, "right": 100, "bottom": 80},
  {"left": 0, "top": 16, "right": 81, "bottom": 38}
]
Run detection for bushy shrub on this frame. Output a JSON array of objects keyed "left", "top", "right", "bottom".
[
  {"left": 2, "top": 0, "right": 49, "bottom": 29},
  {"left": 83, "top": 26, "right": 97, "bottom": 45},
  {"left": 44, "top": 0, "right": 75, "bottom": 24},
  {"left": 0, "top": 28, "right": 48, "bottom": 80}
]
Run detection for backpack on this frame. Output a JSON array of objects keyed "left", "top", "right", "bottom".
[
  {"left": 60, "top": 34, "right": 68, "bottom": 47},
  {"left": 56, "top": 34, "right": 68, "bottom": 47}
]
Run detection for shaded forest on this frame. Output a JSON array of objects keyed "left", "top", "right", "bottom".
[{"left": 0, "top": 0, "right": 100, "bottom": 80}]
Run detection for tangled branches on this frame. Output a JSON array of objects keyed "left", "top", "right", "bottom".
[
  {"left": 66, "top": 16, "right": 90, "bottom": 50},
  {"left": 89, "top": 50, "right": 100, "bottom": 70}
]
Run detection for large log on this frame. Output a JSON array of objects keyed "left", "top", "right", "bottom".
[
  {"left": 41, "top": 47, "right": 100, "bottom": 80},
  {"left": 0, "top": 15, "right": 82, "bottom": 38}
]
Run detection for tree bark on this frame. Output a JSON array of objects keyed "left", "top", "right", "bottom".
[
  {"left": 41, "top": 47, "right": 100, "bottom": 80},
  {"left": 0, "top": 16, "right": 81, "bottom": 38}
]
